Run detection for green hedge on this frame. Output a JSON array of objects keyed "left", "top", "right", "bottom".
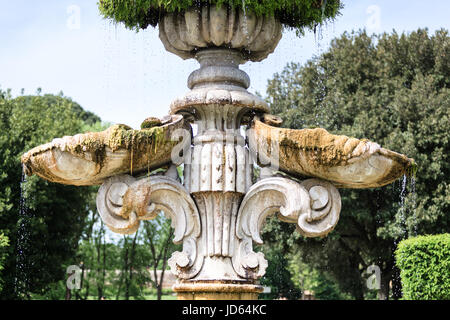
[
  {"left": 0, "top": 233, "right": 9, "bottom": 293},
  {"left": 97, "top": 0, "right": 342, "bottom": 34},
  {"left": 395, "top": 234, "right": 450, "bottom": 300}
]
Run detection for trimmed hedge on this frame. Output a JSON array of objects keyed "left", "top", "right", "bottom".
[
  {"left": 97, "top": 0, "right": 342, "bottom": 34},
  {"left": 395, "top": 234, "right": 450, "bottom": 300},
  {"left": 0, "top": 233, "right": 9, "bottom": 293}
]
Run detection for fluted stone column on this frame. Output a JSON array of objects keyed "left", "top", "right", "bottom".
[{"left": 170, "top": 48, "right": 267, "bottom": 299}]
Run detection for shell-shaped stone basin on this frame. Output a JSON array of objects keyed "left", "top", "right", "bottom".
[
  {"left": 21, "top": 115, "right": 189, "bottom": 186},
  {"left": 248, "top": 116, "right": 415, "bottom": 189}
]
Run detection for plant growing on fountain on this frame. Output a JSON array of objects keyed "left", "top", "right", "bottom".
[
  {"left": 98, "top": 0, "right": 342, "bottom": 34},
  {"left": 21, "top": 1, "right": 414, "bottom": 299}
]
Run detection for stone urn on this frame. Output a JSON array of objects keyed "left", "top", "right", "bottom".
[{"left": 22, "top": 4, "right": 414, "bottom": 300}]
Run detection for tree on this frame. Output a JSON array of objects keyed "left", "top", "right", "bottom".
[
  {"left": 142, "top": 214, "right": 180, "bottom": 300},
  {"left": 74, "top": 209, "right": 114, "bottom": 300},
  {"left": 0, "top": 89, "right": 101, "bottom": 299},
  {"left": 264, "top": 29, "right": 449, "bottom": 299},
  {"left": 259, "top": 216, "right": 301, "bottom": 300},
  {"left": 115, "top": 231, "right": 141, "bottom": 300},
  {"left": 288, "top": 251, "right": 350, "bottom": 300}
]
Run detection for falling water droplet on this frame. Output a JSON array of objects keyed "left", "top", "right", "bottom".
[
  {"left": 398, "top": 174, "right": 407, "bottom": 239},
  {"left": 241, "top": 0, "right": 246, "bottom": 15},
  {"left": 410, "top": 175, "right": 418, "bottom": 236},
  {"left": 321, "top": 0, "right": 328, "bottom": 21},
  {"left": 15, "top": 166, "right": 32, "bottom": 299},
  {"left": 241, "top": 0, "right": 250, "bottom": 43}
]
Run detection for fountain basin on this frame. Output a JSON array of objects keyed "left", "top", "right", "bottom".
[
  {"left": 248, "top": 116, "right": 414, "bottom": 188},
  {"left": 21, "top": 115, "right": 189, "bottom": 186}
]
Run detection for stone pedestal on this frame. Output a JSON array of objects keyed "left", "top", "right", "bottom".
[{"left": 174, "top": 281, "right": 263, "bottom": 300}]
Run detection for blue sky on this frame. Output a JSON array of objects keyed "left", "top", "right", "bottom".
[{"left": 1, "top": 1, "right": 449, "bottom": 129}]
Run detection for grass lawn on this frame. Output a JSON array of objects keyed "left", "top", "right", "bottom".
[{"left": 86, "top": 288, "right": 178, "bottom": 300}]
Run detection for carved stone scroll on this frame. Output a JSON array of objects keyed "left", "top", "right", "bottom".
[
  {"left": 147, "top": 176, "right": 203, "bottom": 279},
  {"left": 96, "top": 174, "right": 203, "bottom": 279},
  {"left": 298, "top": 179, "right": 341, "bottom": 237},
  {"left": 96, "top": 175, "right": 154, "bottom": 235},
  {"left": 232, "top": 176, "right": 341, "bottom": 279}
]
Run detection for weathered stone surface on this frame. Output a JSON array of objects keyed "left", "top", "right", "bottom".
[
  {"left": 96, "top": 175, "right": 155, "bottom": 234},
  {"left": 159, "top": 5, "right": 282, "bottom": 62},
  {"left": 185, "top": 104, "right": 253, "bottom": 194},
  {"left": 248, "top": 116, "right": 415, "bottom": 188},
  {"left": 170, "top": 49, "right": 269, "bottom": 115},
  {"left": 174, "top": 281, "right": 263, "bottom": 300},
  {"left": 21, "top": 115, "right": 189, "bottom": 186},
  {"left": 233, "top": 176, "right": 341, "bottom": 279},
  {"left": 97, "top": 173, "right": 204, "bottom": 279}
]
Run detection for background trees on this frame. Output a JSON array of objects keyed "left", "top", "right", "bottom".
[
  {"left": 142, "top": 215, "right": 181, "bottom": 300},
  {"left": 263, "top": 28, "right": 449, "bottom": 299},
  {"left": 0, "top": 88, "right": 181, "bottom": 300}
]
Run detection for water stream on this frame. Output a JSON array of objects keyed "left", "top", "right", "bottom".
[
  {"left": 410, "top": 176, "right": 418, "bottom": 236},
  {"left": 398, "top": 173, "right": 419, "bottom": 239},
  {"left": 15, "top": 166, "right": 32, "bottom": 298},
  {"left": 393, "top": 173, "right": 418, "bottom": 297},
  {"left": 398, "top": 174, "right": 408, "bottom": 238}
]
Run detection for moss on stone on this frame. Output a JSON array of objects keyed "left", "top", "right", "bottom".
[
  {"left": 405, "top": 160, "right": 418, "bottom": 178},
  {"left": 107, "top": 124, "right": 167, "bottom": 152},
  {"left": 256, "top": 120, "right": 363, "bottom": 168},
  {"left": 22, "top": 123, "right": 171, "bottom": 172},
  {"left": 141, "top": 117, "right": 162, "bottom": 129}
]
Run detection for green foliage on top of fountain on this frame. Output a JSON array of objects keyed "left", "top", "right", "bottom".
[
  {"left": 140, "top": 116, "right": 162, "bottom": 129},
  {"left": 97, "top": 0, "right": 342, "bottom": 35}
]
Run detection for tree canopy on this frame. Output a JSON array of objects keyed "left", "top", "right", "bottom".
[
  {"left": 263, "top": 28, "right": 449, "bottom": 299},
  {"left": 0, "top": 90, "right": 101, "bottom": 299}
]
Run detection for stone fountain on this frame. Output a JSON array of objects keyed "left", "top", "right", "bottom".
[{"left": 21, "top": 5, "right": 413, "bottom": 300}]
